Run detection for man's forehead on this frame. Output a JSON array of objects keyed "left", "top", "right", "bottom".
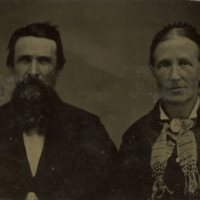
[{"left": 14, "top": 36, "right": 57, "bottom": 56}]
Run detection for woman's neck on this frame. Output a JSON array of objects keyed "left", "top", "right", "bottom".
[{"left": 161, "top": 95, "right": 199, "bottom": 119}]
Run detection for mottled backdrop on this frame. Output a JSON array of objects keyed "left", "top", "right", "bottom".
[{"left": 0, "top": 0, "right": 199, "bottom": 148}]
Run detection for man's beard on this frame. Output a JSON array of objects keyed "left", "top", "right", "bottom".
[{"left": 10, "top": 75, "right": 58, "bottom": 134}]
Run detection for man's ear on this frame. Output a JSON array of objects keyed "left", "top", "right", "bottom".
[
  {"left": 48, "top": 69, "right": 61, "bottom": 88},
  {"left": 54, "top": 69, "right": 61, "bottom": 79},
  {"left": 9, "top": 66, "right": 17, "bottom": 77},
  {"left": 8, "top": 67, "right": 21, "bottom": 85},
  {"left": 10, "top": 66, "right": 16, "bottom": 73}
]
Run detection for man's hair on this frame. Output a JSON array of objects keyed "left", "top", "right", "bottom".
[
  {"left": 149, "top": 22, "right": 200, "bottom": 66},
  {"left": 7, "top": 22, "right": 66, "bottom": 70}
]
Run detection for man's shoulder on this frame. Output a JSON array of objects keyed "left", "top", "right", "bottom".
[
  {"left": 56, "top": 102, "right": 117, "bottom": 156},
  {"left": 0, "top": 103, "right": 17, "bottom": 133},
  {"left": 56, "top": 102, "right": 104, "bottom": 133},
  {"left": 59, "top": 102, "right": 99, "bottom": 122},
  {"left": 0, "top": 102, "right": 11, "bottom": 111},
  {"left": 0, "top": 102, "right": 13, "bottom": 117}
]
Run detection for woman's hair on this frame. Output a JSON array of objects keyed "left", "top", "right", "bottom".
[{"left": 149, "top": 22, "right": 200, "bottom": 66}]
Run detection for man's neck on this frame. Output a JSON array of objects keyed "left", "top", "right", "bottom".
[
  {"left": 161, "top": 96, "right": 199, "bottom": 119},
  {"left": 26, "top": 128, "right": 41, "bottom": 136}
]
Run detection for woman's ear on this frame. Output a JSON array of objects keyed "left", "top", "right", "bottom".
[{"left": 149, "top": 64, "right": 156, "bottom": 78}]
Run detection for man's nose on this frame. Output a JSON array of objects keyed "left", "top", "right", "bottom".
[
  {"left": 28, "top": 60, "right": 40, "bottom": 76},
  {"left": 170, "top": 64, "right": 181, "bottom": 80}
]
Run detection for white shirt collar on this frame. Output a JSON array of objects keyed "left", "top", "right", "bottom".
[{"left": 159, "top": 97, "right": 200, "bottom": 120}]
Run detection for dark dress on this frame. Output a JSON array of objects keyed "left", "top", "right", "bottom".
[{"left": 119, "top": 102, "right": 200, "bottom": 200}]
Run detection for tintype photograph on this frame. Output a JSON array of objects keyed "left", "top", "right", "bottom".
[{"left": 0, "top": 0, "right": 200, "bottom": 200}]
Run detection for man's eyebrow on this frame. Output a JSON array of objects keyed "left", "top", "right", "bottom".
[
  {"left": 16, "top": 55, "right": 31, "bottom": 62},
  {"left": 37, "top": 56, "right": 52, "bottom": 62}
]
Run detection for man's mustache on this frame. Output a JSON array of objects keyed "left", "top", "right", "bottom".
[
  {"left": 13, "top": 75, "right": 50, "bottom": 102},
  {"left": 10, "top": 75, "right": 58, "bottom": 134}
]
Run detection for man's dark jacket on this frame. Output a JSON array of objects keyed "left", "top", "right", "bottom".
[
  {"left": 0, "top": 97, "right": 117, "bottom": 200},
  {"left": 119, "top": 102, "right": 200, "bottom": 200}
]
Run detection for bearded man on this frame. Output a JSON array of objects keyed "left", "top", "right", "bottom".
[{"left": 0, "top": 22, "right": 117, "bottom": 200}]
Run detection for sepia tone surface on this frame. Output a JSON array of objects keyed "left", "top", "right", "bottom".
[{"left": 0, "top": 0, "right": 199, "bottom": 148}]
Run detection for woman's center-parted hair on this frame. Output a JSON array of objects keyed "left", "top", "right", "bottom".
[
  {"left": 149, "top": 22, "right": 200, "bottom": 67},
  {"left": 6, "top": 22, "right": 66, "bottom": 71}
]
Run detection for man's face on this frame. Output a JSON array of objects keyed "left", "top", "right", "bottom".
[
  {"left": 11, "top": 36, "right": 59, "bottom": 132},
  {"left": 14, "top": 36, "right": 57, "bottom": 87},
  {"left": 151, "top": 36, "right": 200, "bottom": 104}
]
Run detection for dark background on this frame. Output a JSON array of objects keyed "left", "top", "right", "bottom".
[{"left": 0, "top": 0, "right": 199, "bottom": 148}]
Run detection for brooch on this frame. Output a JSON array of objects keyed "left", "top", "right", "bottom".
[{"left": 170, "top": 118, "right": 182, "bottom": 133}]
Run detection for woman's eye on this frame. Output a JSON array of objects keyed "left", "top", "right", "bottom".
[
  {"left": 157, "top": 60, "right": 171, "bottom": 68},
  {"left": 178, "top": 59, "right": 192, "bottom": 66}
]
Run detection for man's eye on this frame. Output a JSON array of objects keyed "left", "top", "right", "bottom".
[
  {"left": 39, "top": 60, "right": 48, "bottom": 65},
  {"left": 38, "top": 57, "right": 51, "bottom": 65},
  {"left": 18, "top": 56, "right": 31, "bottom": 64}
]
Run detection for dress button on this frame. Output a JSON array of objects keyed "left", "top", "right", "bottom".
[{"left": 25, "top": 192, "right": 38, "bottom": 200}]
